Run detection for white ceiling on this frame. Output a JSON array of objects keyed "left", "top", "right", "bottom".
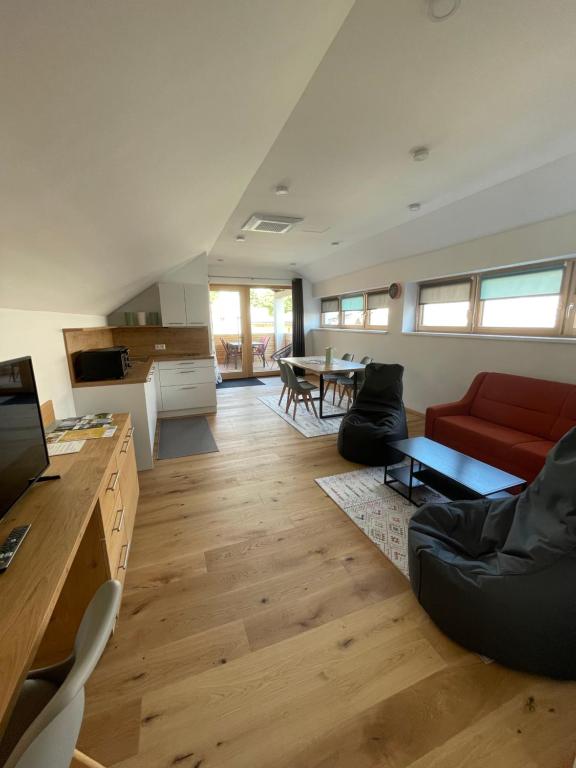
[
  {"left": 0, "top": 0, "right": 354, "bottom": 314},
  {"left": 210, "top": 0, "right": 576, "bottom": 277},
  {"left": 3, "top": 0, "right": 576, "bottom": 316}
]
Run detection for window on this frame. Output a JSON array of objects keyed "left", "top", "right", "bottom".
[
  {"left": 321, "top": 297, "right": 339, "bottom": 326},
  {"left": 366, "top": 290, "right": 390, "bottom": 328},
  {"left": 319, "top": 287, "right": 390, "bottom": 330},
  {"left": 341, "top": 294, "right": 364, "bottom": 327},
  {"left": 478, "top": 267, "right": 564, "bottom": 333},
  {"left": 416, "top": 260, "right": 576, "bottom": 337},
  {"left": 418, "top": 280, "right": 472, "bottom": 330}
]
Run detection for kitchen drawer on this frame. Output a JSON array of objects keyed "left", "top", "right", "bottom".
[
  {"left": 105, "top": 497, "right": 126, "bottom": 566},
  {"left": 159, "top": 367, "right": 214, "bottom": 387},
  {"left": 158, "top": 358, "right": 213, "bottom": 370},
  {"left": 161, "top": 382, "right": 216, "bottom": 411}
]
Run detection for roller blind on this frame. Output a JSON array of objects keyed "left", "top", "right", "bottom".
[
  {"left": 321, "top": 297, "right": 339, "bottom": 313},
  {"left": 367, "top": 291, "right": 390, "bottom": 310},
  {"left": 419, "top": 280, "right": 471, "bottom": 305},
  {"left": 341, "top": 295, "right": 364, "bottom": 311},
  {"left": 480, "top": 267, "right": 564, "bottom": 300}
]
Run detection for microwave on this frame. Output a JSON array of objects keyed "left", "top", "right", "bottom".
[{"left": 74, "top": 346, "right": 130, "bottom": 382}]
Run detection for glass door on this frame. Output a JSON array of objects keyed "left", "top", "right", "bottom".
[
  {"left": 210, "top": 284, "right": 293, "bottom": 379},
  {"left": 210, "top": 286, "right": 247, "bottom": 379},
  {"left": 249, "top": 287, "right": 292, "bottom": 375}
]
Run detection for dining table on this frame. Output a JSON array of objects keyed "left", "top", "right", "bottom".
[{"left": 282, "top": 356, "right": 367, "bottom": 419}]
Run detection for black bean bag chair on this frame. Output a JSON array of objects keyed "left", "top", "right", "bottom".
[
  {"left": 337, "top": 363, "right": 408, "bottom": 466},
  {"left": 408, "top": 426, "right": 576, "bottom": 679}
]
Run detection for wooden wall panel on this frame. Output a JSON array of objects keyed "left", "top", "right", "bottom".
[{"left": 111, "top": 326, "right": 210, "bottom": 360}]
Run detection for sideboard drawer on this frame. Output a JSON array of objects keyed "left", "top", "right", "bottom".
[{"left": 159, "top": 367, "right": 214, "bottom": 387}]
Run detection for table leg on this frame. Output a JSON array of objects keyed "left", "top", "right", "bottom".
[
  {"left": 408, "top": 457, "right": 414, "bottom": 503},
  {"left": 353, "top": 371, "right": 358, "bottom": 403},
  {"left": 319, "top": 374, "right": 324, "bottom": 418}
]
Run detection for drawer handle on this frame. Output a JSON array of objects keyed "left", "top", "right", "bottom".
[
  {"left": 107, "top": 472, "right": 119, "bottom": 492},
  {"left": 120, "top": 438, "right": 130, "bottom": 453},
  {"left": 167, "top": 322, "right": 184, "bottom": 325},
  {"left": 179, "top": 370, "right": 196, "bottom": 373},
  {"left": 127, "top": 427, "right": 134, "bottom": 437},
  {"left": 179, "top": 386, "right": 197, "bottom": 390},
  {"left": 118, "top": 543, "right": 130, "bottom": 571},
  {"left": 113, "top": 507, "right": 125, "bottom": 532}
]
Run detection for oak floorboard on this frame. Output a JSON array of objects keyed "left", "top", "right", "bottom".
[{"left": 78, "top": 383, "right": 576, "bottom": 768}]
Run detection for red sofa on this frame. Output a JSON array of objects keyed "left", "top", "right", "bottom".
[{"left": 426, "top": 372, "right": 576, "bottom": 482}]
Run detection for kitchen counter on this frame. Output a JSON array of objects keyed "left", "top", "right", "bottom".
[{"left": 72, "top": 354, "right": 215, "bottom": 388}]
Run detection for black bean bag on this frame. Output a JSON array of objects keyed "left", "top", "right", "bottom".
[
  {"left": 408, "top": 426, "right": 576, "bottom": 679},
  {"left": 337, "top": 363, "right": 408, "bottom": 466}
]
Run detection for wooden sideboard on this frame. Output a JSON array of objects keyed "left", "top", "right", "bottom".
[{"left": 0, "top": 412, "right": 139, "bottom": 737}]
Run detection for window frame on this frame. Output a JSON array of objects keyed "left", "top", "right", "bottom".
[
  {"left": 416, "top": 277, "right": 474, "bottom": 333},
  {"left": 365, "top": 289, "right": 391, "bottom": 330},
  {"left": 416, "top": 259, "right": 576, "bottom": 338},
  {"left": 340, "top": 293, "right": 365, "bottom": 328},
  {"left": 319, "top": 288, "right": 390, "bottom": 330}
]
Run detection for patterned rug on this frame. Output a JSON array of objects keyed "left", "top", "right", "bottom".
[
  {"left": 258, "top": 395, "right": 346, "bottom": 437},
  {"left": 316, "top": 466, "right": 445, "bottom": 576}
]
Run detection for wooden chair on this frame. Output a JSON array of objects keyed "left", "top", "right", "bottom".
[
  {"left": 323, "top": 352, "right": 353, "bottom": 404},
  {"left": 252, "top": 336, "right": 270, "bottom": 368},
  {"left": 284, "top": 362, "right": 318, "bottom": 420}
]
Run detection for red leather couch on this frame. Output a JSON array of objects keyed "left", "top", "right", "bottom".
[{"left": 425, "top": 372, "right": 576, "bottom": 482}]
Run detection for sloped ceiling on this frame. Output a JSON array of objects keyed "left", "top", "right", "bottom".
[
  {"left": 0, "top": 0, "right": 354, "bottom": 314},
  {"left": 210, "top": 0, "right": 576, "bottom": 278}
]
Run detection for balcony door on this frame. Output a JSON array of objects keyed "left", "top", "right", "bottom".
[{"left": 209, "top": 284, "right": 292, "bottom": 379}]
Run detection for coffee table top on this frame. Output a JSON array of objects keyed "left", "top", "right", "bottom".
[
  {"left": 283, "top": 357, "right": 366, "bottom": 375},
  {"left": 389, "top": 437, "right": 527, "bottom": 496}
]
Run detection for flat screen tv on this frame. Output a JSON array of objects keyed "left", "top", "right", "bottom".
[{"left": 0, "top": 356, "right": 49, "bottom": 520}]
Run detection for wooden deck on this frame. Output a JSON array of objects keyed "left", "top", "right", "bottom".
[{"left": 78, "top": 381, "right": 576, "bottom": 768}]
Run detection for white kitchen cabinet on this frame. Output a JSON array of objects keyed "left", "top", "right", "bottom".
[
  {"left": 72, "top": 381, "right": 156, "bottom": 471},
  {"left": 159, "top": 282, "right": 210, "bottom": 328},
  {"left": 159, "top": 283, "right": 187, "bottom": 327},
  {"left": 158, "top": 357, "right": 216, "bottom": 415},
  {"left": 184, "top": 283, "right": 210, "bottom": 325}
]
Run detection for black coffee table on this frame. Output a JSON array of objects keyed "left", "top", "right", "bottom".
[{"left": 385, "top": 437, "right": 527, "bottom": 505}]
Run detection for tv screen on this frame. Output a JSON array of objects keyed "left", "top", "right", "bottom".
[{"left": 0, "top": 356, "right": 49, "bottom": 519}]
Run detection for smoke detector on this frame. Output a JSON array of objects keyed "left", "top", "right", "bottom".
[
  {"left": 241, "top": 214, "right": 303, "bottom": 234},
  {"left": 411, "top": 146, "right": 430, "bottom": 162}
]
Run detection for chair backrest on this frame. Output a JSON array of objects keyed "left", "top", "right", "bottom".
[
  {"left": 342, "top": 352, "right": 354, "bottom": 361},
  {"left": 360, "top": 356, "right": 373, "bottom": 365},
  {"left": 277, "top": 358, "right": 288, "bottom": 385},
  {"left": 271, "top": 343, "right": 292, "bottom": 361},
  {"left": 220, "top": 338, "right": 229, "bottom": 353},
  {"left": 284, "top": 362, "right": 300, "bottom": 390},
  {"left": 5, "top": 580, "right": 122, "bottom": 768}
]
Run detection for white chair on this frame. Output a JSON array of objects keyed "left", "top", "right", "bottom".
[{"left": 0, "top": 580, "right": 122, "bottom": 768}]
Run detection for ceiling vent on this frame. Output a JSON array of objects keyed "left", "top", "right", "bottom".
[{"left": 241, "top": 213, "right": 303, "bottom": 234}]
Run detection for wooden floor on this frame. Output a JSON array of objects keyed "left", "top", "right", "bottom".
[{"left": 79, "top": 381, "right": 576, "bottom": 768}]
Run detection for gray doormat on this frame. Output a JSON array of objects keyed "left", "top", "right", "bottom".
[
  {"left": 216, "top": 378, "right": 266, "bottom": 388},
  {"left": 157, "top": 416, "right": 219, "bottom": 459}
]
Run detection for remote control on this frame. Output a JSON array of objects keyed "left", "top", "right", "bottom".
[{"left": 0, "top": 525, "right": 31, "bottom": 573}]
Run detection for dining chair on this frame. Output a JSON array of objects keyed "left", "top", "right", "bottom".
[
  {"left": 252, "top": 336, "right": 270, "bottom": 368},
  {"left": 337, "top": 356, "right": 373, "bottom": 410},
  {"left": 220, "top": 338, "right": 230, "bottom": 368},
  {"left": 284, "top": 362, "right": 318, "bottom": 420},
  {"left": 0, "top": 580, "right": 122, "bottom": 768},
  {"left": 323, "top": 352, "right": 354, "bottom": 403}
]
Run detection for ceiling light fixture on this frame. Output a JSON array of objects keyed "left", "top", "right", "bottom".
[
  {"left": 408, "top": 202, "right": 421, "bottom": 212},
  {"left": 331, "top": 241, "right": 341, "bottom": 246},
  {"left": 275, "top": 184, "right": 289, "bottom": 196},
  {"left": 289, "top": 262, "right": 297, "bottom": 266},
  {"left": 427, "top": 0, "right": 461, "bottom": 22},
  {"left": 217, "top": 258, "right": 224, "bottom": 262},
  {"left": 235, "top": 235, "right": 245, "bottom": 242},
  {"left": 410, "top": 146, "right": 430, "bottom": 162}
]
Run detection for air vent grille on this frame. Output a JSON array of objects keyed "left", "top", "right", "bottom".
[{"left": 241, "top": 214, "right": 303, "bottom": 234}]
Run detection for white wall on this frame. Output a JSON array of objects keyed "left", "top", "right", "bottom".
[
  {"left": 0, "top": 309, "right": 105, "bottom": 418},
  {"left": 311, "top": 212, "right": 576, "bottom": 413}
]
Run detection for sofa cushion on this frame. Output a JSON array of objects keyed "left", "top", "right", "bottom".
[
  {"left": 433, "top": 415, "right": 535, "bottom": 465},
  {"left": 509, "top": 440, "right": 555, "bottom": 482},
  {"left": 550, "top": 389, "right": 576, "bottom": 442},
  {"left": 469, "top": 373, "right": 570, "bottom": 439}
]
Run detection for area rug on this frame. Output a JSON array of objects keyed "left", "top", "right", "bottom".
[
  {"left": 316, "top": 467, "right": 445, "bottom": 576},
  {"left": 157, "top": 416, "right": 219, "bottom": 459},
  {"left": 217, "top": 378, "right": 266, "bottom": 389},
  {"left": 258, "top": 394, "right": 346, "bottom": 437}
]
